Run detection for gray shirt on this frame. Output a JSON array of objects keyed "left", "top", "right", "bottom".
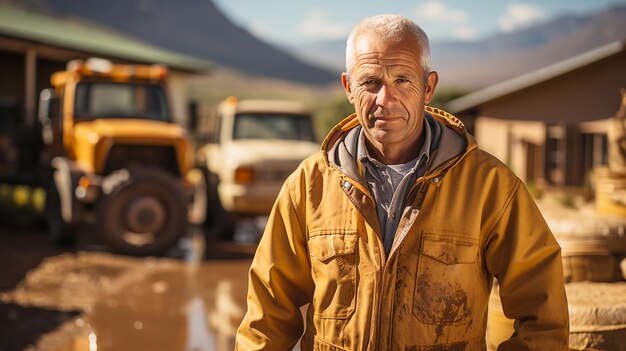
[{"left": 357, "top": 115, "right": 436, "bottom": 255}]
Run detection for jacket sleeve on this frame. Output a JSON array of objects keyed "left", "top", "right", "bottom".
[
  {"left": 483, "top": 180, "right": 569, "bottom": 350},
  {"left": 235, "top": 177, "right": 314, "bottom": 351}
]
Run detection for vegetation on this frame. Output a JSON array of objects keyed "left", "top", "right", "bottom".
[
  {"left": 0, "top": 185, "right": 45, "bottom": 229},
  {"left": 313, "top": 93, "right": 354, "bottom": 140},
  {"left": 429, "top": 87, "right": 471, "bottom": 109}
]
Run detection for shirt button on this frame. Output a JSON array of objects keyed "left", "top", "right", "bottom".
[{"left": 391, "top": 213, "right": 397, "bottom": 219}]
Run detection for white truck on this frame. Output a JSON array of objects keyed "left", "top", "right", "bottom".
[{"left": 195, "top": 97, "right": 319, "bottom": 240}]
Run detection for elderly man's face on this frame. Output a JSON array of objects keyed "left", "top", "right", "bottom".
[{"left": 342, "top": 31, "right": 438, "bottom": 160}]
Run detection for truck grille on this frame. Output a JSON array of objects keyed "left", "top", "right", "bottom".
[{"left": 103, "top": 144, "right": 179, "bottom": 176}]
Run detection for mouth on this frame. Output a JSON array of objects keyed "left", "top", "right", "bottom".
[{"left": 370, "top": 114, "right": 403, "bottom": 122}]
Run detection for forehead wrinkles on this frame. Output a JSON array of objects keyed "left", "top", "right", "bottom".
[{"left": 353, "top": 50, "right": 421, "bottom": 70}]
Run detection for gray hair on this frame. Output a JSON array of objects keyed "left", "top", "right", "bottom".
[{"left": 345, "top": 14, "right": 431, "bottom": 80}]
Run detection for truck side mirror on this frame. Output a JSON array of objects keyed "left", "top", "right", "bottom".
[{"left": 38, "top": 88, "right": 60, "bottom": 145}]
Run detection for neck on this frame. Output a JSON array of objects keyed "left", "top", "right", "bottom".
[{"left": 366, "top": 133, "right": 424, "bottom": 165}]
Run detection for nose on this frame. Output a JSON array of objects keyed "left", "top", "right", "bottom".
[{"left": 375, "top": 84, "right": 397, "bottom": 107}]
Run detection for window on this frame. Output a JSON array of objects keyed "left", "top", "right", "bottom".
[
  {"left": 233, "top": 113, "right": 314, "bottom": 141},
  {"left": 74, "top": 82, "right": 170, "bottom": 121}
]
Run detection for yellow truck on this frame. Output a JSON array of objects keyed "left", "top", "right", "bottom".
[
  {"left": 195, "top": 97, "right": 319, "bottom": 240},
  {"left": 39, "top": 58, "right": 205, "bottom": 255}
]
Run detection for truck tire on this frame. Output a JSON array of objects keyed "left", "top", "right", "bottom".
[
  {"left": 203, "top": 170, "right": 235, "bottom": 241},
  {"left": 45, "top": 181, "right": 77, "bottom": 246},
  {"left": 95, "top": 168, "right": 187, "bottom": 256}
]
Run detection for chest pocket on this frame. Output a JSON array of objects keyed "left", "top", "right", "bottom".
[
  {"left": 413, "top": 235, "right": 479, "bottom": 326},
  {"left": 308, "top": 233, "right": 357, "bottom": 319}
]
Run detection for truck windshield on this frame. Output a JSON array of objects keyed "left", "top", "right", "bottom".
[
  {"left": 233, "top": 113, "right": 315, "bottom": 141},
  {"left": 74, "top": 82, "right": 170, "bottom": 121}
]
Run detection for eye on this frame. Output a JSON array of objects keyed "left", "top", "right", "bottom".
[
  {"left": 396, "top": 78, "right": 410, "bottom": 84},
  {"left": 360, "top": 80, "right": 378, "bottom": 87},
  {"left": 358, "top": 80, "right": 380, "bottom": 91}
]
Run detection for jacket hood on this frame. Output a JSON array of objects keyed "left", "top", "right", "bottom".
[{"left": 322, "top": 106, "right": 477, "bottom": 183}]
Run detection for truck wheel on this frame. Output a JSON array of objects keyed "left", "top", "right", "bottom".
[
  {"left": 96, "top": 168, "right": 187, "bottom": 256},
  {"left": 45, "top": 181, "right": 77, "bottom": 246},
  {"left": 203, "top": 170, "right": 235, "bottom": 241}
]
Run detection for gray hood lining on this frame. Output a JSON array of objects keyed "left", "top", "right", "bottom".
[{"left": 327, "top": 113, "right": 468, "bottom": 183}]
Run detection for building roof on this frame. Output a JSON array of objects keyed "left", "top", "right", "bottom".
[
  {"left": 0, "top": 4, "right": 212, "bottom": 72},
  {"left": 447, "top": 40, "right": 626, "bottom": 114}
]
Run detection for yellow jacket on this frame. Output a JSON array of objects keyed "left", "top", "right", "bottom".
[{"left": 236, "top": 107, "right": 569, "bottom": 350}]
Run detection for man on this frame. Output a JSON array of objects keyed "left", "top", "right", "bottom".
[{"left": 235, "top": 14, "right": 569, "bottom": 350}]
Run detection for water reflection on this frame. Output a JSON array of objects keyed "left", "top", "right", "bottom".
[
  {"left": 186, "top": 297, "right": 215, "bottom": 351},
  {"left": 208, "top": 281, "right": 243, "bottom": 351},
  {"left": 88, "top": 331, "right": 97, "bottom": 351}
]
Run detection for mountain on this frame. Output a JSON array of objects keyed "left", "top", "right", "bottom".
[
  {"left": 288, "top": 4, "right": 626, "bottom": 89},
  {"left": 1, "top": 0, "right": 337, "bottom": 85}
]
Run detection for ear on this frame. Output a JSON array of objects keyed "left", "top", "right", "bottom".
[
  {"left": 341, "top": 73, "right": 354, "bottom": 104},
  {"left": 424, "top": 71, "right": 439, "bottom": 104}
]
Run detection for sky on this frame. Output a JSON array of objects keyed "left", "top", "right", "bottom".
[{"left": 211, "top": 0, "right": 626, "bottom": 46}]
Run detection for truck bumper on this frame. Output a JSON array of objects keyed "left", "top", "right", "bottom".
[{"left": 218, "top": 183, "right": 281, "bottom": 216}]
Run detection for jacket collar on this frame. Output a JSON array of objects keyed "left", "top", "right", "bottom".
[{"left": 323, "top": 106, "right": 477, "bottom": 184}]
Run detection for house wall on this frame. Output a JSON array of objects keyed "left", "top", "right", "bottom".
[
  {"left": 478, "top": 51, "right": 626, "bottom": 123},
  {"left": 464, "top": 48, "right": 626, "bottom": 187},
  {"left": 475, "top": 116, "right": 545, "bottom": 183}
]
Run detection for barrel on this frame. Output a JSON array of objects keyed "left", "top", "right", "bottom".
[
  {"left": 487, "top": 282, "right": 626, "bottom": 350},
  {"left": 567, "top": 282, "right": 626, "bottom": 350},
  {"left": 541, "top": 201, "right": 626, "bottom": 283},
  {"left": 593, "top": 166, "right": 626, "bottom": 217},
  {"left": 559, "top": 239, "right": 623, "bottom": 283}
]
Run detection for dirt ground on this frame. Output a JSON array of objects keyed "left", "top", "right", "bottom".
[{"left": 0, "top": 223, "right": 256, "bottom": 351}]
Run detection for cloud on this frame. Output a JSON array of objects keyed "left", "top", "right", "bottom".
[
  {"left": 453, "top": 26, "right": 477, "bottom": 41},
  {"left": 413, "top": 1, "right": 475, "bottom": 41},
  {"left": 415, "top": 1, "right": 467, "bottom": 24},
  {"left": 297, "top": 9, "right": 351, "bottom": 40},
  {"left": 247, "top": 22, "right": 270, "bottom": 40},
  {"left": 499, "top": 3, "right": 548, "bottom": 32}
]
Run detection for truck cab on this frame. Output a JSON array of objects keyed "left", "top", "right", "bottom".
[{"left": 196, "top": 97, "right": 318, "bottom": 240}]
